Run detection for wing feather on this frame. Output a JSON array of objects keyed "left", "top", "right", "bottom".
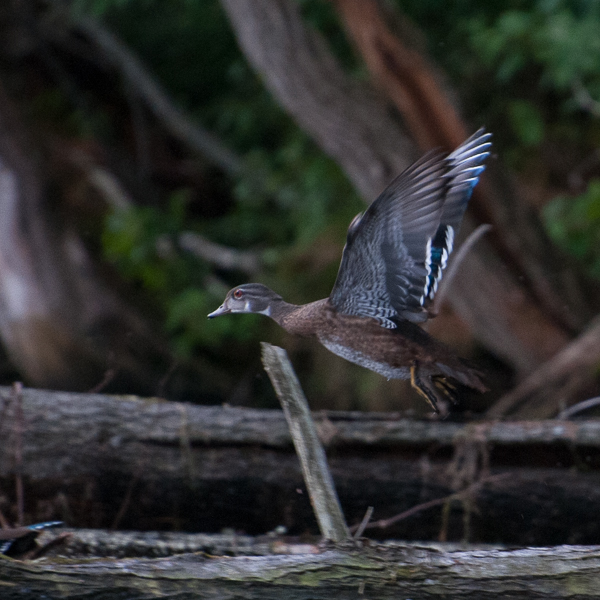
[{"left": 329, "top": 129, "right": 492, "bottom": 327}]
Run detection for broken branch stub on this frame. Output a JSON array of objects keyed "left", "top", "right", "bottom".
[{"left": 260, "top": 342, "right": 350, "bottom": 542}]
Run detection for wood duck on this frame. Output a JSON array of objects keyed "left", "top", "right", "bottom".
[{"left": 209, "top": 129, "right": 491, "bottom": 412}]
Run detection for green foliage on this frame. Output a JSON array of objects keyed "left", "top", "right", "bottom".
[
  {"left": 103, "top": 193, "right": 189, "bottom": 293},
  {"left": 469, "top": 3, "right": 600, "bottom": 94},
  {"left": 544, "top": 179, "right": 600, "bottom": 279},
  {"left": 465, "top": 0, "right": 600, "bottom": 159},
  {"left": 102, "top": 195, "right": 267, "bottom": 355},
  {"left": 397, "top": 0, "right": 600, "bottom": 167},
  {"left": 507, "top": 99, "right": 545, "bottom": 146}
]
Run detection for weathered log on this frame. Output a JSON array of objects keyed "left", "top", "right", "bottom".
[
  {"left": 2, "top": 387, "right": 600, "bottom": 544},
  {"left": 37, "top": 528, "right": 314, "bottom": 558},
  {"left": 2, "top": 541, "right": 600, "bottom": 600},
  {"left": 3, "top": 386, "right": 600, "bottom": 454}
]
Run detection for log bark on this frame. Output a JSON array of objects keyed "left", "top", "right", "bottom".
[
  {"left": 3, "top": 386, "right": 600, "bottom": 597},
  {"left": 2, "top": 542, "right": 600, "bottom": 600},
  {"left": 3, "top": 387, "right": 600, "bottom": 545}
]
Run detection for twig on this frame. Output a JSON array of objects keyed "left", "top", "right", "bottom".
[
  {"left": 75, "top": 16, "right": 243, "bottom": 177},
  {"left": 572, "top": 79, "right": 600, "bottom": 118},
  {"left": 64, "top": 145, "right": 134, "bottom": 211},
  {"left": 353, "top": 473, "right": 509, "bottom": 532},
  {"left": 24, "top": 532, "right": 73, "bottom": 561},
  {"left": 88, "top": 368, "right": 117, "bottom": 395},
  {"left": 261, "top": 343, "right": 350, "bottom": 542},
  {"left": 176, "top": 232, "right": 260, "bottom": 275},
  {"left": 353, "top": 506, "right": 374, "bottom": 539},
  {"left": 557, "top": 396, "right": 600, "bottom": 420},
  {"left": 487, "top": 314, "right": 600, "bottom": 418}
]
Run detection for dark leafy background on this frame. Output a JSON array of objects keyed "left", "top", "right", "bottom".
[{"left": 14, "top": 0, "right": 600, "bottom": 410}]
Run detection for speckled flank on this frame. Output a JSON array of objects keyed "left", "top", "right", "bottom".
[{"left": 318, "top": 335, "right": 411, "bottom": 379}]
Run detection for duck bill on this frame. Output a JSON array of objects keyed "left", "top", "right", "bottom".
[{"left": 207, "top": 305, "right": 230, "bottom": 319}]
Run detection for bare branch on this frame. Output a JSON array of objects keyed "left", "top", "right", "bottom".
[
  {"left": 67, "top": 147, "right": 260, "bottom": 275},
  {"left": 487, "top": 315, "right": 600, "bottom": 419},
  {"left": 356, "top": 473, "right": 510, "bottom": 533},
  {"left": 177, "top": 232, "right": 261, "bottom": 275},
  {"left": 73, "top": 16, "right": 243, "bottom": 177},
  {"left": 557, "top": 396, "right": 600, "bottom": 420}
]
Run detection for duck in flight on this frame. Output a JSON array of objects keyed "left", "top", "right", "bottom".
[{"left": 209, "top": 129, "right": 492, "bottom": 412}]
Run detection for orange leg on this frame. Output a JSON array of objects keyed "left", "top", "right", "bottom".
[{"left": 410, "top": 361, "right": 441, "bottom": 413}]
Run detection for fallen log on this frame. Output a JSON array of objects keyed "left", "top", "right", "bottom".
[
  {"left": 2, "top": 540, "right": 600, "bottom": 600},
  {"left": 1, "top": 387, "right": 600, "bottom": 544}
]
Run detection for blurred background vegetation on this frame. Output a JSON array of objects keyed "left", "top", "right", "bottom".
[{"left": 0, "top": 0, "right": 599, "bottom": 416}]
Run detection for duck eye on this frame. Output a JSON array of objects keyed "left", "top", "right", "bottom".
[{"left": 233, "top": 289, "right": 243, "bottom": 299}]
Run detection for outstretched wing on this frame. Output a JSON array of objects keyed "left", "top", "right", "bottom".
[
  {"left": 423, "top": 130, "right": 492, "bottom": 302},
  {"left": 329, "top": 128, "right": 492, "bottom": 328}
]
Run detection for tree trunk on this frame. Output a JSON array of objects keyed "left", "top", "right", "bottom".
[{"left": 0, "top": 80, "right": 218, "bottom": 398}]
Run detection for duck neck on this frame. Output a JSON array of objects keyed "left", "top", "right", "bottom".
[
  {"left": 267, "top": 299, "right": 301, "bottom": 328},
  {"left": 270, "top": 298, "right": 328, "bottom": 336}
]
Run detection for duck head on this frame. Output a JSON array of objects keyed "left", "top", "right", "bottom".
[{"left": 208, "top": 283, "right": 284, "bottom": 318}]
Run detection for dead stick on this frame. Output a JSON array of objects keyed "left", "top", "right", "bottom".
[
  {"left": 354, "top": 473, "right": 510, "bottom": 532},
  {"left": 261, "top": 342, "right": 350, "bottom": 542}
]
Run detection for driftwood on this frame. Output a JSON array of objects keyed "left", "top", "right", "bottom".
[
  {"left": 2, "top": 540, "right": 600, "bottom": 599},
  {"left": 2, "top": 386, "right": 600, "bottom": 544}
]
